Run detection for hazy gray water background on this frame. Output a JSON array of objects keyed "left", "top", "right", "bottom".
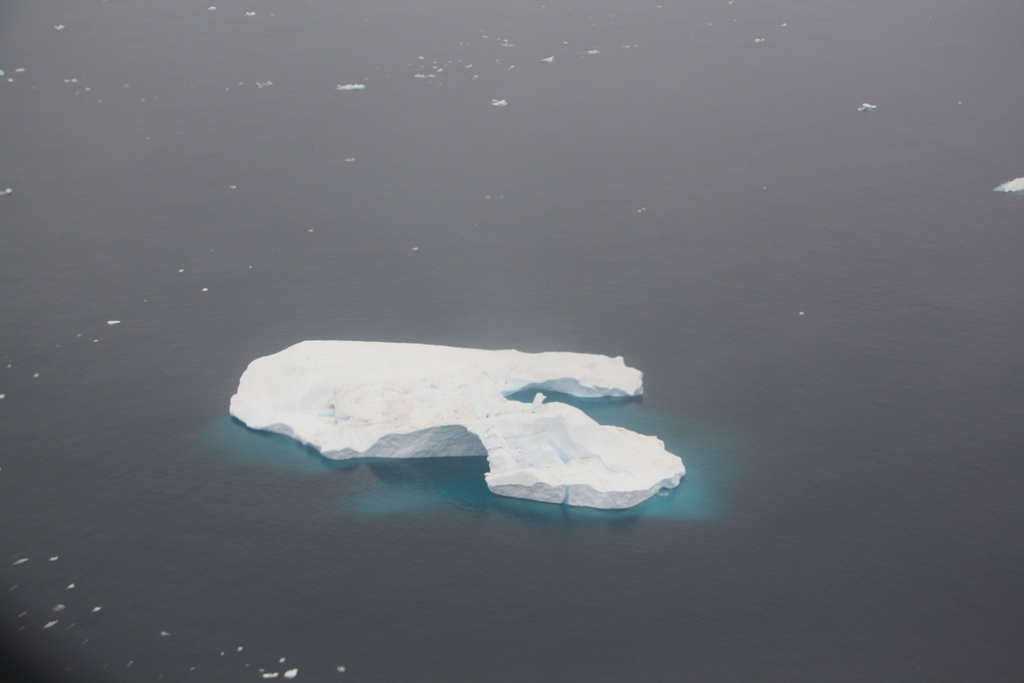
[{"left": 1, "top": 0, "right": 1022, "bottom": 680}]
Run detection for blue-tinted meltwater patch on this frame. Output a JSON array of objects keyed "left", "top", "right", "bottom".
[{"left": 204, "top": 395, "right": 741, "bottom": 521}]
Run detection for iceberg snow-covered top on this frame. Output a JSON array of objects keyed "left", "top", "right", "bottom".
[{"left": 230, "top": 341, "right": 684, "bottom": 509}]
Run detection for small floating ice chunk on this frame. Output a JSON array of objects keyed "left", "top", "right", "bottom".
[
  {"left": 91, "top": 607, "right": 101, "bottom": 612},
  {"left": 284, "top": 670, "right": 298, "bottom": 679},
  {"left": 16, "top": 68, "right": 25, "bottom": 73},
  {"left": 55, "top": 25, "right": 65, "bottom": 30},
  {"left": 858, "top": 103, "right": 877, "bottom": 112},
  {"left": 43, "top": 621, "right": 58, "bottom": 629},
  {"left": 257, "top": 81, "right": 272, "bottom": 88},
  {"left": 336, "top": 666, "right": 346, "bottom": 673},
  {"left": 66, "top": 583, "right": 75, "bottom": 589},
  {"left": 0, "top": 188, "right": 13, "bottom": 196},
  {"left": 540, "top": 56, "right": 555, "bottom": 63},
  {"left": 201, "top": 288, "right": 208, "bottom": 292},
  {"left": 491, "top": 99, "right": 507, "bottom": 106},
  {"left": 262, "top": 674, "right": 279, "bottom": 680},
  {"left": 52, "top": 605, "right": 66, "bottom": 612},
  {"left": 585, "top": 49, "right": 600, "bottom": 54},
  {"left": 107, "top": 321, "right": 120, "bottom": 326},
  {"left": 208, "top": 6, "right": 216, "bottom": 10},
  {"left": 336, "top": 84, "right": 365, "bottom": 90},
  {"left": 754, "top": 38, "right": 765, "bottom": 42},
  {"left": 344, "top": 157, "right": 355, "bottom": 162},
  {"left": 0, "top": 394, "right": 5, "bottom": 399},
  {"left": 993, "top": 177, "right": 1024, "bottom": 194},
  {"left": 245, "top": 11, "right": 255, "bottom": 16},
  {"left": 160, "top": 631, "right": 171, "bottom": 637}
]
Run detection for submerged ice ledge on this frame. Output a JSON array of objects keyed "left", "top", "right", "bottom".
[{"left": 229, "top": 341, "right": 685, "bottom": 509}]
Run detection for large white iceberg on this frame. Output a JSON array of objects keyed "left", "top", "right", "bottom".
[
  {"left": 994, "top": 177, "right": 1024, "bottom": 194},
  {"left": 229, "top": 341, "right": 685, "bottom": 509}
]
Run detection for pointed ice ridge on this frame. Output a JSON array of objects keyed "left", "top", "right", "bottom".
[{"left": 993, "top": 177, "right": 1024, "bottom": 195}]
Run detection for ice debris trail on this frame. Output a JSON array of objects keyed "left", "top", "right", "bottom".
[
  {"left": 230, "top": 341, "right": 685, "bottom": 509},
  {"left": 993, "top": 177, "right": 1024, "bottom": 194}
]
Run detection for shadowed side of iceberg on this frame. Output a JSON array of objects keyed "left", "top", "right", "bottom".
[{"left": 322, "top": 425, "right": 486, "bottom": 460}]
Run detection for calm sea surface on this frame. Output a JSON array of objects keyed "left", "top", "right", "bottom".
[{"left": 1, "top": 0, "right": 1022, "bottom": 680}]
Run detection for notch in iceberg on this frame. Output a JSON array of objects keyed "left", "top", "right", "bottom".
[{"left": 229, "top": 341, "right": 685, "bottom": 509}]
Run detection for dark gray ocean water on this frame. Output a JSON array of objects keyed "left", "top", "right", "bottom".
[{"left": 2, "top": 0, "right": 1023, "bottom": 680}]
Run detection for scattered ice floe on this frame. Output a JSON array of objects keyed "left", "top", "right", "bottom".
[
  {"left": 107, "top": 320, "right": 120, "bottom": 326},
  {"left": 54, "top": 25, "right": 65, "bottom": 30},
  {"left": 245, "top": 11, "right": 255, "bottom": 16},
  {"left": 12, "top": 558, "right": 28, "bottom": 565},
  {"left": 858, "top": 103, "right": 877, "bottom": 112},
  {"left": 284, "top": 670, "right": 298, "bottom": 679},
  {"left": 993, "top": 177, "right": 1024, "bottom": 195},
  {"left": 541, "top": 56, "right": 554, "bottom": 63},
  {"left": 43, "top": 621, "right": 58, "bottom": 629},
  {"left": 256, "top": 81, "right": 273, "bottom": 88},
  {"left": 0, "top": 188, "right": 11, "bottom": 196},
  {"left": 491, "top": 99, "right": 507, "bottom": 107},
  {"left": 336, "top": 84, "right": 365, "bottom": 90},
  {"left": 584, "top": 49, "right": 600, "bottom": 55},
  {"left": 754, "top": 38, "right": 765, "bottom": 43}
]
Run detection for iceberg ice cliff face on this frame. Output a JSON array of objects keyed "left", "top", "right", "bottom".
[{"left": 229, "top": 341, "right": 685, "bottom": 509}]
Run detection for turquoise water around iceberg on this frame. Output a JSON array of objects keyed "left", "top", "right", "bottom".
[{"left": 201, "top": 391, "right": 747, "bottom": 521}]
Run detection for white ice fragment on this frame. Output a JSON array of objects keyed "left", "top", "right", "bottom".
[
  {"left": 344, "top": 157, "right": 355, "bottom": 162},
  {"left": 178, "top": 268, "right": 184, "bottom": 272},
  {"left": 33, "top": 373, "right": 39, "bottom": 378},
  {"left": 799, "top": 311, "right": 805, "bottom": 316},
  {"left": 585, "top": 49, "right": 599, "bottom": 54},
  {"left": 781, "top": 23, "right": 787, "bottom": 26},
  {"left": 0, "top": 394, "right": 5, "bottom": 399},
  {"left": 237, "top": 646, "right": 244, "bottom": 652},
  {"left": 532, "top": 392, "right": 546, "bottom": 405},
  {"left": 754, "top": 38, "right": 765, "bottom": 42},
  {"left": 284, "top": 670, "right": 298, "bottom": 679},
  {"left": 201, "top": 288, "right": 208, "bottom": 292},
  {"left": 0, "top": 188, "right": 12, "bottom": 196},
  {"left": 336, "top": 84, "right": 365, "bottom": 90},
  {"left": 279, "top": 658, "right": 286, "bottom": 663},
  {"left": 411, "top": 247, "right": 419, "bottom": 251},
  {"left": 230, "top": 341, "right": 685, "bottom": 509},
  {"left": 208, "top": 6, "right": 216, "bottom": 10},
  {"left": 0, "top": 70, "right": 3, "bottom": 77},
  {"left": 993, "top": 177, "right": 1024, "bottom": 194},
  {"left": 55, "top": 25, "right": 65, "bottom": 30},
  {"left": 15, "top": 68, "right": 25, "bottom": 73},
  {"left": 52, "top": 605, "right": 65, "bottom": 612},
  {"left": 262, "top": 674, "right": 279, "bottom": 680},
  {"left": 160, "top": 631, "right": 171, "bottom": 637},
  {"left": 92, "top": 607, "right": 101, "bottom": 612},
  {"left": 246, "top": 11, "right": 256, "bottom": 16},
  {"left": 491, "top": 99, "right": 507, "bottom": 106},
  {"left": 858, "top": 103, "right": 877, "bottom": 112},
  {"left": 257, "top": 81, "right": 272, "bottom": 88},
  {"left": 336, "top": 666, "right": 346, "bottom": 673},
  {"left": 43, "top": 621, "right": 58, "bottom": 629},
  {"left": 542, "top": 54, "right": 554, "bottom": 62},
  {"left": 66, "top": 583, "right": 74, "bottom": 589},
  {"left": 230, "top": 185, "right": 237, "bottom": 189},
  {"left": 107, "top": 320, "right": 120, "bottom": 326}
]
